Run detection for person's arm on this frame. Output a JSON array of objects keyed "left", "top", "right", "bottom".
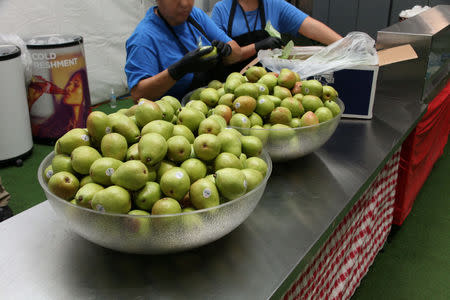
[
  {"left": 222, "top": 40, "right": 242, "bottom": 65},
  {"left": 298, "top": 16, "right": 342, "bottom": 45},
  {"left": 130, "top": 70, "right": 176, "bottom": 101}
]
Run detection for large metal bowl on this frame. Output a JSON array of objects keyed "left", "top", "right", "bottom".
[
  {"left": 38, "top": 151, "right": 272, "bottom": 255},
  {"left": 183, "top": 91, "right": 344, "bottom": 161}
]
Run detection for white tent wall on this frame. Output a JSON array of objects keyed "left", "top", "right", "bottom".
[{"left": 0, "top": 0, "right": 217, "bottom": 105}]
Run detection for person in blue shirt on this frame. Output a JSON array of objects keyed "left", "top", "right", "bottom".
[
  {"left": 125, "top": 0, "right": 241, "bottom": 101},
  {"left": 211, "top": 0, "right": 342, "bottom": 71}
]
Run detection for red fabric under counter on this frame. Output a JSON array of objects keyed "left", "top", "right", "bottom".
[{"left": 393, "top": 81, "right": 450, "bottom": 226}]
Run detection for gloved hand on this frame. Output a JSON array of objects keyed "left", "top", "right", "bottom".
[
  {"left": 211, "top": 40, "right": 232, "bottom": 57},
  {"left": 168, "top": 47, "right": 218, "bottom": 80},
  {"left": 255, "top": 37, "right": 283, "bottom": 52}
]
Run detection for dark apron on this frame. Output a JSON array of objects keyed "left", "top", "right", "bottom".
[
  {"left": 157, "top": 8, "right": 214, "bottom": 91},
  {"left": 224, "top": 0, "right": 270, "bottom": 75}
]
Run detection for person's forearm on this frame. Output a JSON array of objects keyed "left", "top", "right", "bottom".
[
  {"left": 299, "top": 16, "right": 343, "bottom": 45},
  {"left": 238, "top": 43, "right": 258, "bottom": 62},
  {"left": 130, "top": 70, "right": 176, "bottom": 102},
  {"left": 222, "top": 40, "right": 242, "bottom": 65}
]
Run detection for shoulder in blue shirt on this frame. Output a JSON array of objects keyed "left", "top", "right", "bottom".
[
  {"left": 212, "top": 0, "right": 308, "bottom": 39},
  {"left": 125, "top": 7, "right": 231, "bottom": 100}
]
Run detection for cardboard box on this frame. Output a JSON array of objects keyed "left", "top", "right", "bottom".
[{"left": 311, "top": 44, "right": 418, "bottom": 119}]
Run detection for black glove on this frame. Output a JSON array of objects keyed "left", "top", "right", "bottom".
[
  {"left": 168, "top": 47, "right": 218, "bottom": 80},
  {"left": 211, "top": 40, "right": 232, "bottom": 57},
  {"left": 255, "top": 37, "right": 283, "bottom": 51}
]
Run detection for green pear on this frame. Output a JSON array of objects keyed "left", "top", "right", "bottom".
[
  {"left": 125, "top": 104, "right": 138, "bottom": 116},
  {"left": 141, "top": 120, "right": 174, "bottom": 140},
  {"left": 56, "top": 128, "right": 90, "bottom": 155},
  {"left": 217, "top": 87, "right": 225, "bottom": 98},
  {"left": 273, "top": 86, "right": 292, "bottom": 100},
  {"left": 111, "top": 160, "right": 149, "bottom": 191},
  {"left": 290, "top": 118, "right": 302, "bottom": 128},
  {"left": 157, "top": 160, "right": 177, "bottom": 181},
  {"left": 180, "top": 158, "right": 207, "bottom": 183},
  {"left": 186, "top": 100, "right": 209, "bottom": 115},
  {"left": 250, "top": 125, "right": 269, "bottom": 145},
  {"left": 91, "top": 185, "right": 131, "bottom": 214},
  {"left": 208, "top": 79, "right": 223, "bottom": 89},
  {"left": 302, "top": 95, "right": 324, "bottom": 112},
  {"left": 214, "top": 152, "right": 242, "bottom": 170},
  {"left": 229, "top": 113, "right": 251, "bottom": 129},
  {"left": 255, "top": 95, "right": 275, "bottom": 117},
  {"left": 52, "top": 154, "right": 76, "bottom": 174},
  {"left": 100, "top": 133, "right": 127, "bottom": 161},
  {"left": 270, "top": 107, "right": 292, "bottom": 125},
  {"left": 43, "top": 165, "right": 53, "bottom": 183},
  {"left": 172, "top": 124, "right": 195, "bottom": 143},
  {"left": 134, "top": 181, "right": 161, "bottom": 211},
  {"left": 270, "top": 124, "right": 295, "bottom": 141},
  {"left": 226, "top": 72, "right": 246, "bottom": 83},
  {"left": 217, "top": 130, "right": 242, "bottom": 157},
  {"left": 199, "top": 88, "right": 219, "bottom": 107},
  {"left": 160, "top": 95, "right": 181, "bottom": 112},
  {"left": 193, "top": 134, "right": 221, "bottom": 161},
  {"left": 156, "top": 100, "right": 175, "bottom": 122},
  {"left": 300, "top": 111, "right": 319, "bottom": 127},
  {"left": 301, "top": 80, "right": 323, "bottom": 97},
  {"left": 281, "top": 97, "right": 304, "bottom": 117},
  {"left": 205, "top": 174, "right": 216, "bottom": 184},
  {"left": 291, "top": 81, "right": 303, "bottom": 95},
  {"left": 80, "top": 175, "right": 94, "bottom": 187},
  {"left": 241, "top": 168, "right": 264, "bottom": 191},
  {"left": 212, "top": 105, "right": 232, "bottom": 124},
  {"left": 167, "top": 135, "right": 191, "bottom": 163},
  {"left": 139, "top": 133, "right": 168, "bottom": 167},
  {"left": 224, "top": 78, "right": 242, "bottom": 94},
  {"left": 240, "top": 135, "right": 263, "bottom": 157},
  {"left": 151, "top": 198, "right": 182, "bottom": 215},
  {"left": 198, "top": 117, "right": 222, "bottom": 135},
  {"left": 293, "top": 93, "right": 304, "bottom": 102},
  {"left": 75, "top": 183, "right": 104, "bottom": 208},
  {"left": 207, "top": 115, "right": 227, "bottom": 130},
  {"left": 215, "top": 168, "right": 247, "bottom": 200},
  {"left": 324, "top": 100, "right": 341, "bottom": 117},
  {"left": 239, "top": 153, "right": 247, "bottom": 168},
  {"left": 71, "top": 145, "right": 102, "bottom": 175},
  {"left": 147, "top": 166, "right": 158, "bottom": 182},
  {"left": 160, "top": 167, "right": 190, "bottom": 201},
  {"left": 126, "top": 143, "right": 139, "bottom": 161},
  {"left": 190, "top": 178, "right": 220, "bottom": 209},
  {"left": 234, "top": 83, "right": 259, "bottom": 99},
  {"left": 245, "top": 157, "right": 268, "bottom": 177},
  {"left": 267, "top": 95, "right": 282, "bottom": 107},
  {"left": 177, "top": 107, "right": 205, "bottom": 133},
  {"left": 277, "top": 68, "right": 297, "bottom": 89},
  {"left": 89, "top": 157, "right": 123, "bottom": 186},
  {"left": 48, "top": 171, "right": 79, "bottom": 200},
  {"left": 315, "top": 107, "right": 334, "bottom": 123},
  {"left": 135, "top": 99, "right": 163, "bottom": 127},
  {"left": 86, "top": 111, "right": 111, "bottom": 146},
  {"left": 249, "top": 112, "right": 263, "bottom": 127},
  {"left": 109, "top": 113, "right": 140, "bottom": 144},
  {"left": 189, "top": 87, "right": 205, "bottom": 100},
  {"left": 257, "top": 73, "right": 278, "bottom": 93},
  {"left": 245, "top": 66, "right": 267, "bottom": 82},
  {"left": 125, "top": 209, "right": 151, "bottom": 235},
  {"left": 218, "top": 93, "right": 235, "bottom": 107}
]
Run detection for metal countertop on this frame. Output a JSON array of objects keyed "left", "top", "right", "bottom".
[{"left": 0, "top": 93, "right": 426, "bottom": 300}]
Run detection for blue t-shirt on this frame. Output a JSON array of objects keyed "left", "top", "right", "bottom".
[
  {"left": 125, "top": 7, "right": 232, "bottom": 100},
  {"left": 211, "top": 0, "right": 308, "bottom": 38}
]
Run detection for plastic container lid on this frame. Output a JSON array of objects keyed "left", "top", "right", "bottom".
[
  {"left": 0, "top": 45, "right": 21, "bottom": 61},
  {"left": 26, "top": 34, "right": 83, "bottom": 49}
]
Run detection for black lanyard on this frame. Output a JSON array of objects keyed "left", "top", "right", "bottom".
[
  {"left": 157, "top": 8, "right": 210, "bottom": 54},
  {"left": 227, "top": 0, "right": 266, "bottom": 37}
]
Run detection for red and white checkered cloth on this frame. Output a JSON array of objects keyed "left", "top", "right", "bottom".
[{"left": 284, "top": 148, "right": 401, "bottom": 300}]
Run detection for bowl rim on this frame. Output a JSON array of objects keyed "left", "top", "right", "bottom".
[{"left": 38, "top": 150, "right": 272, "bottom": 219}]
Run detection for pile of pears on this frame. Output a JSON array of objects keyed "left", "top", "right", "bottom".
[
  {"left": 187, "top": 66, "right": 341, "bottom": 141},
  {"left": 43, "top": 95, "right": 269, "bottom": 220}
]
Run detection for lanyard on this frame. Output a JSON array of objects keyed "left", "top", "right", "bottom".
[
  {"left": 157, "top": 8, "right": 201, "bottom": 54},
  {"left": 238, "top": 3, "right": 259, "bottom": 33}
]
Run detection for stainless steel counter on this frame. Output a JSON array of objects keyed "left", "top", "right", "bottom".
[{"left": 0, "top": 91, "right": 427, "bottom": 299}]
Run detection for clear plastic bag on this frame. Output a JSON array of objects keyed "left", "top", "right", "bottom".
[
  {"left": 258, "top": 32, "right": 379, "bottom": 79},
  {"left": 0, "top": 34, "right": 32, "bottom": 84}
]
